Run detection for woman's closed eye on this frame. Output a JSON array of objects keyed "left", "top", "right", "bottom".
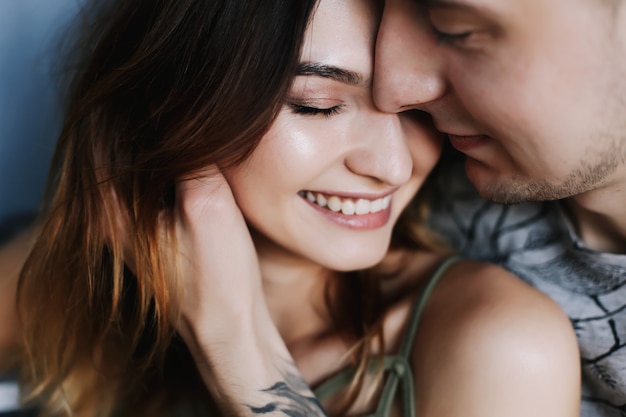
[
  {"left": 289, "top": 103, "right": 344, "bottom": 118},
  {"left": 431, "top": 27, "right": 472, "bottom": 45}
]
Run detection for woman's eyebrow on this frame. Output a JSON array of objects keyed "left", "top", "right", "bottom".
[
  {"left": 423, "top": 0, "right": 481, "bottom": 13},
  {"left": 297, "top": 62, "right": 364, "bottom": 86}
]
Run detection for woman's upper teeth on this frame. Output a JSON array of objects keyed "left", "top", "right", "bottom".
[{"left": 304, "top": 191, "right": 391, "bottom": 215}]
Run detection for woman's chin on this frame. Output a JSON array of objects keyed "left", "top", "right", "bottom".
[{"left": 321, "top": 246, "right": 388, "bottom": 272}]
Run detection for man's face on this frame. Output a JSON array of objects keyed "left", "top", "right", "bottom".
[{"left": 374, "top": 0, "right": 626, "bottom": 203}]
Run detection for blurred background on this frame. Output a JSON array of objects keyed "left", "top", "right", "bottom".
[
  {"left": 0, "top": 1, "right": 83, "bottom": 415},
  {"left": 0, "top": 0, "right": 84, "bottom": 243}
]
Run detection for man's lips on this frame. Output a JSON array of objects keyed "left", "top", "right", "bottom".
[{"left": 447, "top": 134, "right": 491, "bottom": 152}]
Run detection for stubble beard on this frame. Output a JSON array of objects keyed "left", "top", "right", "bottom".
[
  {"left": 482, "top": 22, "right": 626, "bottom": 205},
  {"left": 476, "top": 140, "right": 625, "bottom": 204}
]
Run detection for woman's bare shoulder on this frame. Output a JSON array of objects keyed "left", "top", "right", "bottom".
[{"left": 411, "top": 259, "right": 581, "bottom": 417}]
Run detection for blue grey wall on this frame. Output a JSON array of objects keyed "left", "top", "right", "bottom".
[{"left": 0, "top": 0, "right": 83, "bottom": 229}]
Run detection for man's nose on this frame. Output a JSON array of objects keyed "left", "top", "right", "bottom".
[{"left": 373, "top": 0, "right": 446, "bottom": 113}]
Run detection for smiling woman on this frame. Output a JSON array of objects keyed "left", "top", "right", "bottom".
[
  {"left": 224, "top": 1, "right": 440, "bottom": 272},
  {"left": 8, "top": 0, "right": 583, "bottom": 416}
]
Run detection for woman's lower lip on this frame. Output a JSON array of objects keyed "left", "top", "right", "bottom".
[
  {"left": 304, "top": 199, "right": 391, "bottom": 230},
  {"left": 448, "top": 134, "right": 491, "bottom": 152}
]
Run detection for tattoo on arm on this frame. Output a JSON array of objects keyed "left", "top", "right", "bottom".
[{"left": 247, "top": 361, "right": 328, "bottom": 416}]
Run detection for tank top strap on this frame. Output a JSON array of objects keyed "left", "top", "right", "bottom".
[
  {"left": 314, "top": 255, "right": 463, "bottom": 417},
  {"left": 313, "top": 254, "right": 465, "bottom": 417},
  {"left": 369, "top": 254, "right": 465, "bottom": 417},
  {"left": 397, "top": 254, "right": 465, "bottom": 360}
]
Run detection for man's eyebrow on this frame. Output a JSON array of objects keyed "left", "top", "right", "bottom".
[{"left": 297, "top": 62, "right": 364, "bottom": 86}]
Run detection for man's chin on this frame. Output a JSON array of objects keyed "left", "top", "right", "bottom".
[
  {"left": 463, "top": 159, "right": 517, "bottom": 203},
  {"left": 464, "top": 160, "right": 567, "bottom": 204},
  {"left": 476, "top": 186, "right": 529, "bottom": 205},
  {"left": 470, "top": 174, "right": 574, "bottom": 204}
]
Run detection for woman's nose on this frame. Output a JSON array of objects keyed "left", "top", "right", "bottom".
[{"left": 344, "top": 112, "right": 414, "bottom": 186}]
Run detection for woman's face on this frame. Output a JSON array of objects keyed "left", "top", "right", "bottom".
[{"left": 224, "top": 0, "right": 442, "bottom": 271}]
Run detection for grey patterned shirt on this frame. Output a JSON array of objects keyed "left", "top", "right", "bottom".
[{"left": 428, "top": 162, "right": 626, "bottom": 417}]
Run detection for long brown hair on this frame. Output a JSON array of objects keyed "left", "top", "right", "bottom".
[
  {"left": 17, "top": 0, "right": 445, "bottom": 415},
  {"left": 18, "top": 0, "right": 317, "bottom": 415}
]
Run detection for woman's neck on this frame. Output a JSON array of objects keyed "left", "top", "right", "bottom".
[{"left": 256, "top": 243, "right": 336, "bottom": 347}]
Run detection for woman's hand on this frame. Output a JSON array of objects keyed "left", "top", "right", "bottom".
[
  {"left": 172, "top": 166, "right": 265, "bottom": 334},
  {"left": 170, "top": 166, "right": 327, "bottom": 416}
]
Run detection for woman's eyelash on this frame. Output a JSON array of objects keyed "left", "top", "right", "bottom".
[
  {"left": 290, "top": 104, "right": 343, "bottom": 118},
  {"left": 431, "top": 28, "right": 472, "bottom": 45}
]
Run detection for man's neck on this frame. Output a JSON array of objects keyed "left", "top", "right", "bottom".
[{"left": 563, "top": 182, "right": 626, "bottom": 254}]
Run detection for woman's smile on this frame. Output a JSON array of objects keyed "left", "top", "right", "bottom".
[{"left": 298, "top": 190, "right": 393, "bottom": 229}]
